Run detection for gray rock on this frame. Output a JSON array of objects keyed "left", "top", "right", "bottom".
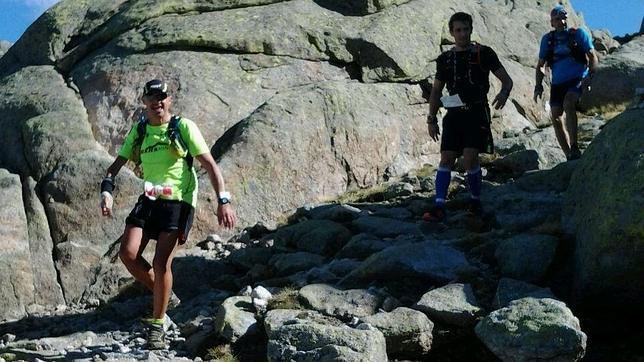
[
  {"left": 0, "top": 40, "right": 11, "bottom": 57},
  {"left": 563, "top": 109, "right": 644, "bottom": 308},
  {"left": 0, "top": 169, "right": 35, "bottom": 320},
  {"left": 341, "top": 240, "right": 473, "bottom": 286},
  {"left": 0, "top": 66, "right": 96, "bottom": 177},
  {"left": 493, "top": 278, "right": 556, "bottom": 309},
  {"left": 481, "top": 183, "right": 562, "bottom": 231},
  {"left": 495, "top": 233, "right": 559, "bottom": 282},
  {"left": 335, "top": 233, "right": 394, "bottom": 260},
  {"left": 269, "top": 252, "right": 326, "bottom": 277},
  {"left": 514, "top": 161, "right": 578, "bottom": 192},
  {"left": 299, "top": 284, "right": 385, "bottom": 319},
  {"left": 268, "top": 219, "right": 353, "bottom": 256},
  {"left": 591, "top": 29, "right": 620, "bottom": 54},
  {"left": 370, "top": 206, "right": 414, "bottom": 220},
  {"left": 413, "top": 284, "right": 483, "bottom": 327},
  {"left": 383, "top": 182, "right": 415, "bottom": 199},
  {"left": 475, "top": 298, "right": 587, "bottom": 362},
  {"left": 227, "top": 247, "right": 275, "bottom": 270},
  {"left": 24, "top": 177, "right": 65, "bottom": 306},
  {"left": 213, "top": 296, "right": 259, "bottom": 343},
  {"left": 295, "top": 203, "right": 362, "bottom": 222},
  {"left": 361, "top": 307, "right": 434, "bottom": 358},
  {"left": 264, "top": 309, "right": 344, "bottom": 338},
  {"left": 492, "top": 149, "right": 539, "bottom": 175},
  {"left": 351, "top": 216, "right": 422, "bottom": 238},
  {"left": 217, "top": 81, "right": 433, "bottom": 227},
  {"left": 580, "top": 35, "right": 644, "bottom": 112},
  {"left": 495, "top": 127, "right": 567, "bottom": 169},
  {"left": 267, "top": 320, "right": 388, "bottom": 361}
]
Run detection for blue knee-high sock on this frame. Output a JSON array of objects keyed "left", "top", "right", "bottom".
[
  {"left": 467, "top": 166, "right": 482, "bottom": 200},
  {"left": 434, "top": 166, "right": 451, "bottom": 206}
]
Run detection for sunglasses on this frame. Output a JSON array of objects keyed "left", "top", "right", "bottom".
[{"left": 143, "top": 93, "right": 168, "bottom": 102}]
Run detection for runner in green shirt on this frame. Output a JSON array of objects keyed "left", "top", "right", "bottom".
[{"left": 100, "top": 79, "right": 237, "bottom": 349}]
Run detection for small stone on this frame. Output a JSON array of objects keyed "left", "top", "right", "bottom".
[
  {"left": 206, "top": 234, "right": 222, "bottom": 242},
  {"left": 251, "top": 286, "right": 272, "bottom": 301},
  {"left": 86, "top": 298, "right": 100, "bottom": 307},
  {"left": 133, "top": 337, "right": 146, "bottom": 345},
  {"left": 253, "top": 298, "right": 268, "bottom": 312},
  {"left": 356, "top": 322, "right": 375, "bottom": 330},
  {"left": 239, "top": 285, "right": 253, "bottom": 296},
  {"left": 1, "top": 334, "right": 16, "bottom": 343}
]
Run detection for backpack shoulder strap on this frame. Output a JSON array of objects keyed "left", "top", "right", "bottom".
[
  {"left": 168, "top": 115, "right": 194, "bottom": 168},
  {"left": 545, "top": 31, "right": 557, "bottom": 67},
  {"left": 168, "top": 115, "right": 185, "bottom": 146},
  {"left": 135, "top": 117, "right": 148, "bottom": 145}
]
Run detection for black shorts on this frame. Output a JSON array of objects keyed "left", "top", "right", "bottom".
[
  {"left": 550, "top": 78, "right": 582, "bottom": 107},
  {"left": 440, "top": 103, "right": 493, "bottom": 155},
  {"left": 125, "top": 195, "right": 195, "bottom": 244}
]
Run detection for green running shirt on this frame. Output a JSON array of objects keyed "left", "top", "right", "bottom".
[{"left": 118, "top": 117, "right": 210, "bottom": 207}]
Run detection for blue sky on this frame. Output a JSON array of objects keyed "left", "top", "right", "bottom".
[{"left": 0, "top": 0, "right": 642, "bottom": 43}]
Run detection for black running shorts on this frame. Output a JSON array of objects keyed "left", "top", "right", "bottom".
[
  {"left": 126, "top": 195, "right": 195, "bottom": 244},
  {"left": 550, "top": 78, "right": 582, "bottom": 107},
  {"left": 440, "top": 104, "right": 494, "bottom": 155}
]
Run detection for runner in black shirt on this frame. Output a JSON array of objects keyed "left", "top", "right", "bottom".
[{"left": 424, "top": 12, "right": 513, "bottom": 222}]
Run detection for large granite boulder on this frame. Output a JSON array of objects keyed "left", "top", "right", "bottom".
[
  {"left": 475, "top": 298, "right": 587, "bottom": 362},
  {"left": 580, "top": 35, "right": 644, "bottom": 113},
  {"left": 267, "top": 320, "right": 388, "bottom": 361},
  {"left": 361, "top": 307, "right": 434, "bottom": 359},
  {"left": 340, "top": 240, "right": 474, "bottom": 287},
  {"left": 591, "top": 29, "right": 620, "bottom": 54},
  {"left": 563, "top": 109, "right": 644, "bottom": 308},
  {"left": 0, "top": 0, "right": 592, "bottom": 311},
  {"left": 0, "top": 170, "right": 36, "bottom": 320}
]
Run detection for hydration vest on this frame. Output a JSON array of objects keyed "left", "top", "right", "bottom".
[
  {"left": 545, "top": 28, "right": 588, "bottom": 67},
  {"left": 131, "top": 115, "right": 193, "bottom": 168}
]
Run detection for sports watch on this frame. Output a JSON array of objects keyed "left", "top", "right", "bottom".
[{"left": 218, "top": 191, "right": 232, "bottom": 205}]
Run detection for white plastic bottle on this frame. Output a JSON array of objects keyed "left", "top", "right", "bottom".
[{"left": 144, "top": 181, "right": 172, "bottom": 200}]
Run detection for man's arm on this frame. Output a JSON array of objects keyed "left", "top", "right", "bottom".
[
  {"left": 101, "top": 156, "right": 128, "bottom": 217},
  {"left": 195, "top": 152, "right": 237, "bottom": 229},
  {"left": 581, "top": 49, "right": 598, "bottom": 90},
  {"left": 105, "top": 156, "right": 128, "bottom": 178},
  {"left": 491, "top": 67, "right": 513, "bottom": 109},
  {"left": 587, "top": 48, "right": 598, "bottom": 75},
  {"left": 534, "top": 58, "right": 547, "bottom": 102},
  {"left": 427, "top": 79, "right": 445, "bottom": 142}
]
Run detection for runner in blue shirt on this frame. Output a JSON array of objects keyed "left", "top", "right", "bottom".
[{"left": 534, "top": 5, "right": 598, "bottom": 161}]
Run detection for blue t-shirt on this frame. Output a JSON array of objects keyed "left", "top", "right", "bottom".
[{"left": 539, "top": 28, "right": 593, "bottom": 85}]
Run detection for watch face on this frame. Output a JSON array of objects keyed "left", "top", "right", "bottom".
[{"left": 219, "top": 197, "right": 230, "bottom": 205}]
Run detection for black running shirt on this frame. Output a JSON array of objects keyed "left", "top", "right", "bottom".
[{"left": 435, "top": 44, "right": 503, "bottom": 104}]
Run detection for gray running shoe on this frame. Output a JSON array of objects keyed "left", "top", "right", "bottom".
[{"left": 144, "top": 319, "right": 166, "bottom": 350}]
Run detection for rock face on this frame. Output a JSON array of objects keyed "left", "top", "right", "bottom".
[
  {"left": 494, "top": 233, "right": 559, "bottom": 282},
  {"left": 580, "top": 35, "right": 644, "bottom": 112},
  {"left": 0, "top": 0, "right": 609, "bottom": 321},
  {"left": 0, "top": 40, "right": 11, "bottom": 58},
  {"left": 0, "top": 170, "right": 36, "bottom": 320},
  {"left": 563, "top": 109, "right": 644, "bottom": 308},
  {"left": 591, "top": 29, "right": 620, "bottom": 54}
]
